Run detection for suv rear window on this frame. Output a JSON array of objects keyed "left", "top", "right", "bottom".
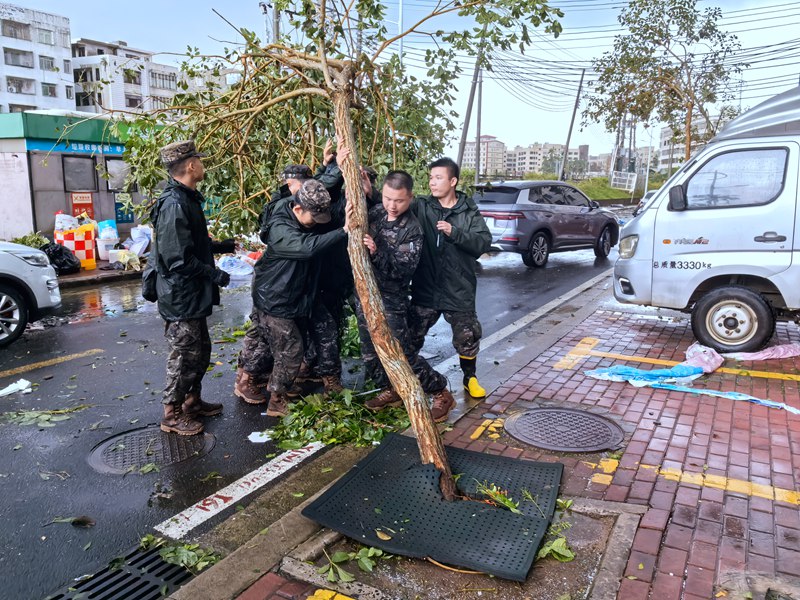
[{"left": 473, "top": 186, "right": 520, "bottom": 203}]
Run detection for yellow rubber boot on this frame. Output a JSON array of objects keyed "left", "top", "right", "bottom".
[{"left": 464, "top": 376, "right": 486, "bottom": 398}]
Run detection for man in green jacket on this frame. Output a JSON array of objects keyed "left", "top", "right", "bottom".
[
  {"left": 407, "top": 157, "right": 492, "bottom": 399},
  {"left": 236, "top": 179, "right": 349, "bottom": 417}
]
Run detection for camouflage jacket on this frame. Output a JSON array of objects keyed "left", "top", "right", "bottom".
[{"left": 367, "top": 205, "right": 423, "bottom": 312}]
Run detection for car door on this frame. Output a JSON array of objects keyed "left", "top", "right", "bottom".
[
  {"left": 651, "top": 143, "right": 798, "bottom": 307},
  {"left": 561, "top": 186, "right": 599, "bottom": 244},
  {"left": 533, "top": 184, "right": 571, "bottom": 248}
]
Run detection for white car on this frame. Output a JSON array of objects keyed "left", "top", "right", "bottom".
[{"left": 0, "top": 241, "right": 61, "bottom": 347}]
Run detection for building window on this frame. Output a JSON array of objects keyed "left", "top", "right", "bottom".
[
  {"left": 76, "top": 92, "right": 102, "bottom": 107},
  {"left": 39, "top": 55, "right": 55, "bottom": 71},
  {"left": 37, "top": 29, "right": 54, "bottom": 45},
  {"left": 65, "top": 85, "right": 73, "bottom": 99},
  {"left": 95, "top": 68, "right": 100, "bottom": 81},
  {"left": 63, "top": 156, "right": 98, "bottom": 192},
  {"left": 123, "top": 69, "right": 141, "bottom": 85},
  {"left": 97, "top": 49, "right": 105, "bottom": 55},
  {"left": 58, "top": 30, "right": 70, "bottom": 48},
  {"left": 9, "top": 103, "right": 36, "bottom": 112},
  {"left": 150, "top": 71, "right": 177, "bottom": 90},
  {"left": 63, "top": 59, "right": 71, "bottom": 72},
  {"left": 6, "top": 77, "right": 34, "bottom": 94},
  {"left": 4, "top": 48, "right": 34, "bottom": 68},
  {"left": 104, "top": 159, "right": 133, "bottom": 191},
  {"left": 42, "top": 83, "right": 57, "bottom": 97},
  {"left": 74, "top": 68, "right": 92, "bottom": 83},
  {"left": 125, "top": 95, "right": 142, "bottom": 108},
  {"left": 1, "top": 20, "right": 31, "bottom": 40},
  {"left": 151, "top": 96, "right": 171, "bottom": 110},
  {"left": 74, "top": 45, "right": 86, "bottom": 57}
]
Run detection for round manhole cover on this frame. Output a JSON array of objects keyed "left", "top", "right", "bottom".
[
  {"left": 504, "top": 408, "right": 624, "bottom": 453},
  {"left": 88, "top": 426, "right": 215, "bottom": 474}
]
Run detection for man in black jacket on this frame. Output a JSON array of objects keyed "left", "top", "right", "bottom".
[
  {"left": 237, "top": 179, "right": 349, "bottom": 417},
  {"left": 407, "top": 157, "right": 492, "bottom": 399},
  {"left": 152, "top": 140, "right": 231, "bottom": 436},
  {"left": 355, "top": 170, "right": 456, "bottom": 422}
]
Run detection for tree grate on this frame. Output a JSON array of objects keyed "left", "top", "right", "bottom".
[
  {"left": 302, "top": 433, "right": 563, "bottom": 581},
  {"left": 87, "top": 426, "right": 215, "bottom": 474},
  {"left": 44, "top": 545, "right": 193, "bottom": 600},
  {"left": 504, "top": 407, "right": 625, "bottom": 453}
]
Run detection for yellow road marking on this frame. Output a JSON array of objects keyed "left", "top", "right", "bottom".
[
  {"left": 470, "top": 419, "right": 492, "bottom": 440},
  {"left": 557, "top": 338, "right": 800, "bottom": 381},
  {"left": 0, "top": 349, "right": 104, "bottom": 380},
  {"left": 470, "top": 418, "right": 504, "bottom": 440},
  {"left": 588, "top": 459, "right": 800, "bottom": 505},
  {"left": 307, "top": 590, "right": 356, "bottom": 600}
]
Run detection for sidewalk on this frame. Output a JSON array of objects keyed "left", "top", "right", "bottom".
[
  {"left": 173, "top": 276, "right": 800, "bottom": 600},
  {"left": 57, "top": 260, "right": 142, "bottom": 289}
]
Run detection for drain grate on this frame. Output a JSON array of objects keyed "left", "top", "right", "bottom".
[
  {"left": 44, "top": 545, "right": 193, "bottom": 600},
  {"left": 87, "top": 426, "right": 215, "bottom": 474},
  {"left": 504, "top": 408, "right": 624, "bottom": 453}
]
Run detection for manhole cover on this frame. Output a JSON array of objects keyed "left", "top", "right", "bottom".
[
  {"left": 87, "top": 426, "right": 215, "bottom": 474},
  {"left": 504, "top": 408, "right": 624, "bottom": 453}
]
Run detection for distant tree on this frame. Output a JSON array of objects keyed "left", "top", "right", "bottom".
[{"left": 583, "top": 0, "right": 745, "bottom": 161}]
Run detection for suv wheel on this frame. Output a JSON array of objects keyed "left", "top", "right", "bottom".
[
  {"left": 0, "top": 283, "right": 29, "bottom": 348},
  {"left": 691, "top": 286, "right": 774, "bottom": 353},
  {"left": 522, "top": 232, "right": 550, "bottom": 268},
  {"left": 594, "top": 225, "right": 612, "bottom": 258}
]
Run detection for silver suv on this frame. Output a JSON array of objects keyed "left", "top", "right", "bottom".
[
  {"left": 475, "top": 180, "right": 620, "bottom": 267},
  {"left": 0, "top": 241, "right": 61, "bottom": 347}
]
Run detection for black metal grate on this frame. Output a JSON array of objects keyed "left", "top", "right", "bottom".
[
  {"left": 44, "top": 545, "right": 193, "bottom": 600},
  {"left": 87, "top": 426, "right": 215, "bottom": 474},
  {"left": 302, "top": 433, "right": 563, "bottom": 581},
  {"left": 504, "top": 408, "right": 625, "bottom": 453}
]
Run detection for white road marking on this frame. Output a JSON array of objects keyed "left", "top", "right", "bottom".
[
  {"left": 154, "top": 442, "right": 325, "bottom": 539},
  {"left": 433, "top": 269, "right": 613, "bottom": 372}
]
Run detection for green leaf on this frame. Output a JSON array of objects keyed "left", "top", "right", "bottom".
[
  {"left": 139, "top": 463, "right": 159, "bottom": 474},
  {"left": 330, "top": 551, "right": 350, "bottom": 563},
  {"left": 335, "top": 565, "right": 355, "bottom": 582},
  {"left": 291, "top": 492, "right": 305, "bottom": 498}
]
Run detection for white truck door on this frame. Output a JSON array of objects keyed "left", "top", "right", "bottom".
[{"left": 651, "top": 143, "right": 798, "bottom": 308}]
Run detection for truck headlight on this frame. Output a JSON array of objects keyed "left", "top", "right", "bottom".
[{"left": 618, "top": 235, "right": 639, "bottom": 259}]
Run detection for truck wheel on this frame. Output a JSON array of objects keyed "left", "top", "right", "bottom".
[
  {"left": 0, "top": 283, "right": 29, "bottom": 348},
  {"left": 522, "top": 232, "right": 550, "bottom": 268},
  {"left": 594, "top": 225, "right": 612, "bottom": 258},
  {"left": 691, "top": 286, "right": 774, "bottom": 353}
]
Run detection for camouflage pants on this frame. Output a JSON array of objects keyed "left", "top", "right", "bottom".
[
  {"left": 305, "top": 297, "right": 342, "bottom": 377},
  {"left": 163, "top": 318, "right": 211, "bottom": 406},
  {"left": 238, "top": 309, "right": 303, "bottom": 394},
  {"left": 237, "top": 309, "right": 275, "bottom": 377},
  {"left": 355, "top": 300, "right": 447, "bottom": 393},
  {"left": 407, "top": 305, "right": 482, "bottom": 358}
]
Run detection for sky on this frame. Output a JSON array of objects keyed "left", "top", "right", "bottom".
[{"left": 18, "top": 0, "right": 800, "bottom": 157}]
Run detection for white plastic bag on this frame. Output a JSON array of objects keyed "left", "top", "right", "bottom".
[
  {"left": 125, "top": 225, "right": 152, "bottom": 256},
  {"left": 54, "top": 213, "right": 79, "bottom": 231},
  {"left": 218, "top": 255, "right": 254, "bottom": 278}
]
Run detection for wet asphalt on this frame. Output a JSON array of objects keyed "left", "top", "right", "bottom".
[{"left": 0, "top": 248, "right": 614, "bottom": 600}]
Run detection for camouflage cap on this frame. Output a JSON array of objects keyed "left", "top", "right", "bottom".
[
  {"left": 160, "top": 140, "right": 206, "bottom": 167},
  {"left": 295, "top": 179, "right": 332, "bottom": 224},
  {"left": 281, "top": 164, "right": 313, "bottom": 181}
]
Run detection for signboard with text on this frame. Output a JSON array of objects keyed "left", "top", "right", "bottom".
[{"left": 71, "top": 192, "right": 94, "bottom": 219}]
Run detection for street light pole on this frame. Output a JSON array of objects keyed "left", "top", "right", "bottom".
[
  {"left": 559, "top": 68, "right": 585, "bottom": 181},
  {"left": 258, "top": 2, "right": 271, "bottom": 44},
  {"left": 398, "top": 0, "right": 404, "bottom": 66}
]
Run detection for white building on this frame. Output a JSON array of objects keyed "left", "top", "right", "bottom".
[
  {"left": 71, "top": 38, "right": 187, "bottom": 114},
  {"left": 0, "top": 3, "right": 74, "bottom": 113},
  {"left": 505, "top": 143, "right": 582, "bottom": 177},
  {"left": 462, "top": 135, "right": 507, "bottom": 177}
]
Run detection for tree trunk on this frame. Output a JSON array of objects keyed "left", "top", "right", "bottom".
[
  {"left": 329, "top": 64, "right": 456, "bottom": 501},
  {"left": 684, "top": 102, "right": 693, "bottom": 162}
]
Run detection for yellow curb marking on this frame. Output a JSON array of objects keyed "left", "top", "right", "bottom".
[
  {"left": 587, "top": 460, "right": 800, "bottom": 505},
  {"left": 553, "top": 337, "right": 599, "bottom": 369},
  {"left": 556, "top": 337, "right": 800, "bottom": 381},
  {"left": 469, "top": 418, "right": 504, "bottom": 440},
  {"left": 307, "top": 591, "right": 356, "bottom": 600},
  {"left": 0, "top": 349, "right": 104, "bottom": 380}
]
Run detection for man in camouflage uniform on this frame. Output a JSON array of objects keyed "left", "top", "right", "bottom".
[
  {"left": 236, "top": 179, "right": 349, "bottom": 417},
  {"left": 152, "top": 140, "right": 231, "bottom": 436},
  {"left": 407, "top": 157, "right": 492, "bottom": 399},
  {"left": 355, "top": 170, "right": 455, "bottom": 422}
]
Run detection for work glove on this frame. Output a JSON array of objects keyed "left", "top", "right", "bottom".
[{"left": 212, "top": 268, "right": 231, "bottom": 287}]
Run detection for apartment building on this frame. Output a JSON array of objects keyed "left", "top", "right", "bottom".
[
  {"left": 0, "top": 3, "right": 74, "bottom": 113},
  {"left": 462, "top": 135, "right": 507, "bottom": 177}
]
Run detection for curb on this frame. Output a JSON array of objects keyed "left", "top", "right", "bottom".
[{"left": 58, "top": 268, "right": 142, "bottom": 289}]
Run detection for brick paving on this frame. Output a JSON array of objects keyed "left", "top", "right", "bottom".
[
  {"left": 440, "top": 309, "right": 800, "bottom": 599},
  {"left": 235, "top": 307, "right": 800, "bottom": 599}
]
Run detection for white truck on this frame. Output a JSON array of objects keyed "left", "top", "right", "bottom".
[{"left": 614, "top": 86, "right": 800, "bottom": 352}]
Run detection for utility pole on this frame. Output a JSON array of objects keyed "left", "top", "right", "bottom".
[
  {"left": 474, "top": 68, "right": 482, "bottom": 185},
  {"left": 559, "top": 68, "right": 585, "bottom": 181},
  {"left": 258, "top": 2, "right": 271, "bottom": 44},
  {"left": 456, "top": 25, "right": 488, "bottom": 167},
  {"left": 273, "top": 3, "right": 280, "bottom": 43},
  {"left": 398, "top": 0, "right": 404, "bottom": 66}
]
